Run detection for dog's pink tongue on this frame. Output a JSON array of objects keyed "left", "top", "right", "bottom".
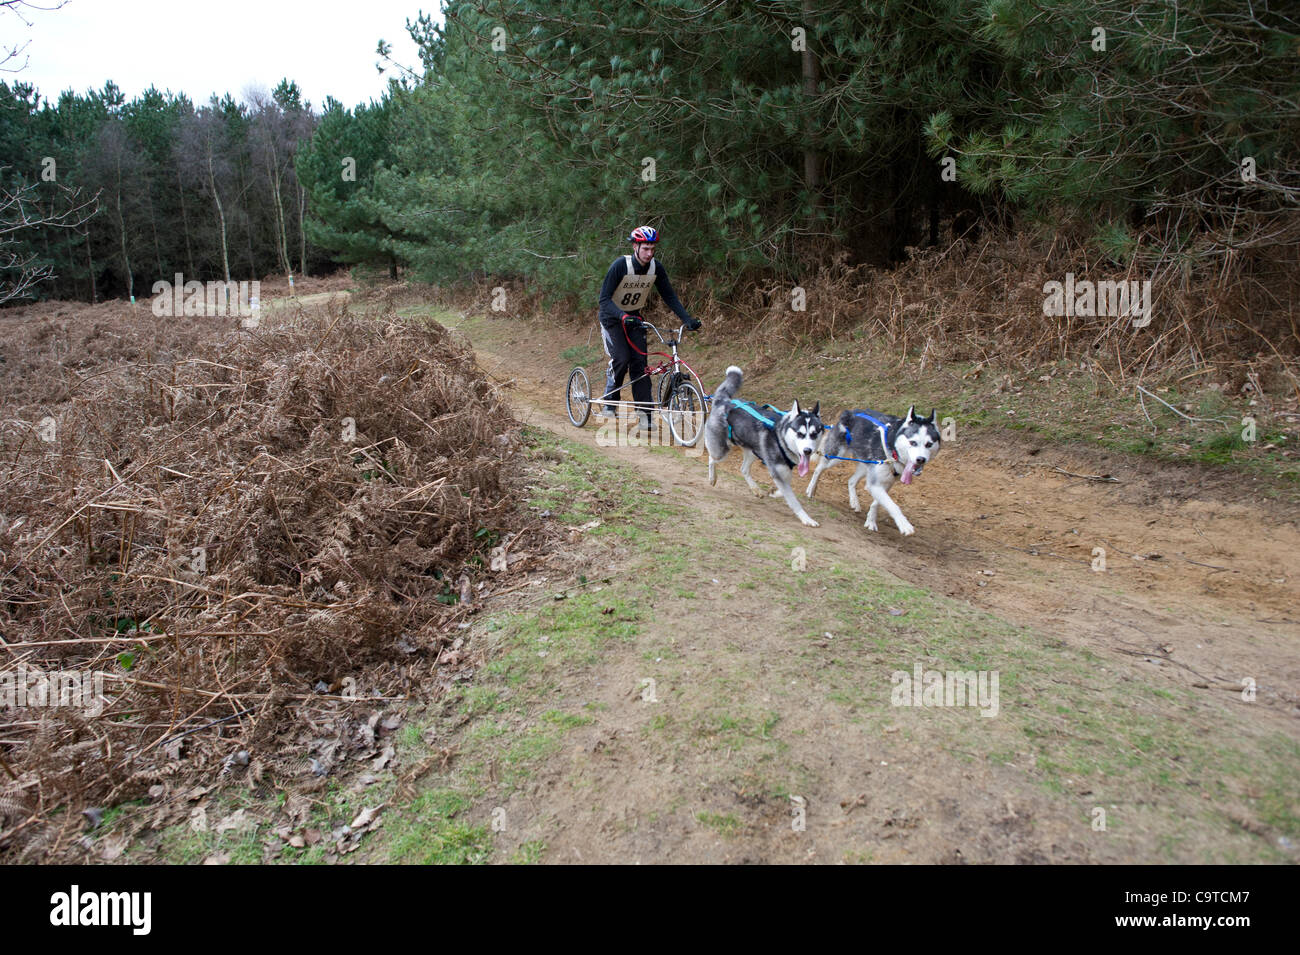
[
  {"left": 798, "top": 452, "right": 809, "bottom": 477},
  {"left": 901, "top": 461, "right": 916, "bottom": 485}
]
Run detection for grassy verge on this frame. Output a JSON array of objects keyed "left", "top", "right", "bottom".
[{"left": 370, "top": 426, "right": 676, "bottom": 863}]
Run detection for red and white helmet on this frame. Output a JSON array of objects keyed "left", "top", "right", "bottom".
[{"left": 628, "top": 225, "right": 658, "bottom": 243}]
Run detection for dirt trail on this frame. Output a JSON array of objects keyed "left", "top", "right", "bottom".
[
  {"left": 440, "top": 312, "right": 1299, "bottom": 863},
  {"left": 472, "top": 318, "right": 1300, "bottom": 708}
]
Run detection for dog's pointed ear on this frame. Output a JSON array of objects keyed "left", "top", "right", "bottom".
[
  {"left": 928, "top": 408, "right": 937, "bottom": 423},
  {"left": 811, "top": 401, "right": 820, "bottom": 418},
  {"left": 906, "top": 404, "right": 916, "bottom": 423},
  {"left": 790, "top": 399, "right": 801, "bottom": 416}
]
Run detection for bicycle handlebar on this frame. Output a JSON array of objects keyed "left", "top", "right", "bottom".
[{"left": 626, "top": 317, "right": 694, "bottom": 343}]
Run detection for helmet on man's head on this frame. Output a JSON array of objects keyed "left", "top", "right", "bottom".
[{"left": 628, "top": 226, "right": 658, "bottom": 244}]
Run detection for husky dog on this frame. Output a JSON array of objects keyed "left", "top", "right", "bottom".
[
  {"left": 705, "top": 366, "right": 824, "bottom": 527},
  {"left": 806, "top": 406, "right": 941, "bottom": 536}
]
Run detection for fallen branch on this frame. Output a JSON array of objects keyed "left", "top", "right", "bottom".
[{"left": 1051, "top": 466, "right": 1120, "bottom": 483}]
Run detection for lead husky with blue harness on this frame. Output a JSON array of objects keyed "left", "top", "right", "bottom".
[
  {"left": 806, "top": 407, "right": 941, "bottom": 536},
  {"left": 705, "top": 366, "right": 825, "bottom": 527}
]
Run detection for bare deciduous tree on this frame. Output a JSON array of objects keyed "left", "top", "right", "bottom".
[
  {"left": 0, "top": 166, "right": 97, "bottom": 305},
  {"left": 0, "top": 0, "right": 96, "bottom": 304},
  {"left": 177, "top": 108, "right": 236, "bottom": 283},
  {"left": 0, "top": 0, "right": 66, "bottom": 74}
]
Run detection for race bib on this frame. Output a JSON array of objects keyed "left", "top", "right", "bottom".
[{"left": 611, "top": 256, "right": 656, "bottom": 312}]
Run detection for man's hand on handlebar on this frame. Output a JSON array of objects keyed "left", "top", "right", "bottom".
[{"left": 623, "top": 313, "right": 701, "bottom": 333}]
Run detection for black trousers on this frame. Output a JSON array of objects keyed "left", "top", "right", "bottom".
[{"left": 599, "top": 319, "right": 650, "bottom": 414}]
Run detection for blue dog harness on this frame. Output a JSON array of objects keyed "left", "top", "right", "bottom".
[
  {"left": 722, "top": 398, "right": 797, "bottom": 468},
  {"left": 823, "top": 412, "right": 899, "bottom": 467},
  {"left": 730, "top": 399, "right": 785, "bottom": 429}
]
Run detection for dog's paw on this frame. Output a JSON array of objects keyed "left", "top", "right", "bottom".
[
  {"left": 864, "top": 517, "right": 878, "bottom": 532},
  {"left": 850, "top": 499, "right": 861, "bottom": 512},
  {"left": 799, "top": 514, "right": 820, "bottom": 528},
  {"left": 770, "top": 488, "right": 783, "bottom": 498},
  {"left": 896, "top": 518, "right": 915, "bottom": 537}
]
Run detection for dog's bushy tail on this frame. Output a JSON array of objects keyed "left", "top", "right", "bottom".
[{"left": 713, "top": 365, "right": 743, "bottom": 404}]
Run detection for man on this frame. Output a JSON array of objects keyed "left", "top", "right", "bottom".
[{"left": 596, "top": 225, "right": 701, "bottom": 428}]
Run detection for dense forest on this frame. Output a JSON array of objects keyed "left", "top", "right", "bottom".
[
  {"left": 1, "top": 0, "right": 1297, "bottom": 310},
  {"left": 300, "top": 0, "right": 1299, "bottom": 298},
  {"left": 0, "top": 78, "right": 322, "bottom": 301}
]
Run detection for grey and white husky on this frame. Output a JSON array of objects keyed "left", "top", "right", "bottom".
[
  {"left": 805, "top": 406, "right": 941, "bottom": 536},
  {"left": 705, "top": 366, "right": 824, "bottom": 527}
]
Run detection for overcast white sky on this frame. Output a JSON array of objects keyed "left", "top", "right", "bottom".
[{"left": 5, "top": 0, "right": 437, "bottom": 110}]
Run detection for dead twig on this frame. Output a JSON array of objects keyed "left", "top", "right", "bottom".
[{"left": 1051, "top": 466, "right": 1120, "bottom": 483}]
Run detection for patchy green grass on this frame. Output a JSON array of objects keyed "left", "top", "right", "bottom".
[
  {"left": 523, "top": 426, "right": 677, "bottom": 530},
  {"left": 395, "top": 303, "right": 465, "bottom": 325},
  {"left": 728, "top": 527, "right": 1300, "bottom": 856},
  {"left": 560, "top": 344, "right": 603, "bottom": 367},
  {"left": 695, "top": 811, "right": 743, "bottom": 838},
  {"left": 117, "top": 765, "right": 379, "bottom": 866},
  {"left": 387, "top": 789, "right": 493, "bottom": 865},
  {"left": 146, "top": 807, "right": 267, "bottom": 865},
  {"left": 364, "top": 425, "right": 688, "bottom": 862},
  {"left": 510, "top": 840, "right": 547, "bottom": 864},
  {"left": 458, "top": 686, "right": 508, "bottom": 718},
  {"left": 485, "top": 590, "right": 643, "bottom": 687},
  {"left": 541, "top": 709, "right": 595, "bottom": 729}
]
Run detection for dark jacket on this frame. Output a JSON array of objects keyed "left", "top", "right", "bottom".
[{"left": 597, "top": 254, "right": 693, "bottom": 329}]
